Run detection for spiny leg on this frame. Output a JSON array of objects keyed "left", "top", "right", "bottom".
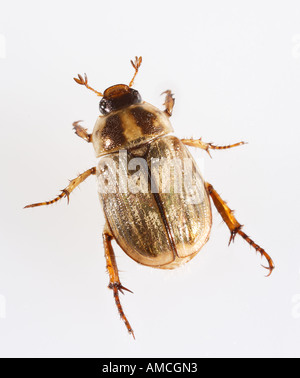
[
  {"left": 181, "top": 138, "right": 246, "bottom": 158},
  {"left": 73, "top": 121, "right": 92, "bottom": 143},
  {"left": 205, "top": 182, "right": 275, "bottom": 276},
  {"left": 103, "top": 224, "right": 135, "bottom": 338},
  {"left": 162, "top": 90, "right": 175, "bottom": 117},
  {"left": 24, "top": 167, "right": 96, "bottom": 208}
]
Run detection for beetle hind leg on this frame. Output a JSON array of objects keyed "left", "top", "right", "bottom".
[
  {"left": 206, "top": 182, "right": 275, "bottom": 276},
  {"left": 24, "top": 167, "right": 96, "bottom": 208},
  {"left": 103, "top": 225, "right": 135, "bottom": 339},
  {"left": 235, "top": 229, "right": 274, "bottom": 276}
]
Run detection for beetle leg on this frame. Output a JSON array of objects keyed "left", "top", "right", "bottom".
[
  {"left": 24, "top": 167, "right": 96, "bottom": 208},
  {"left": 103, "top": 225, "right": 135, "bottom": 339},
  {"left": 161, "top": 90, "right": 175, "bottom": 117},
  {"left": 73, "top": 121, "right": 92, "bottom": 143},
  {"left": 205, "top": 182, "right": 275, "bottom": 277},
  {"left": 181, "top": 138, "right": 246, "bottom": 158}
]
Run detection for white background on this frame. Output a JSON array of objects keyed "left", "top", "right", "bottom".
[{"left": 1, "top": 0, "right": 300, "bottom": 358}]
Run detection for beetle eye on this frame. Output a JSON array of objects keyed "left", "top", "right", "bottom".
[
  {"left": 132, "top": 89, "right": 142, "bottom": 103},
  {"left": 99, "top": 98, "right": 110, "bottom": 115}
]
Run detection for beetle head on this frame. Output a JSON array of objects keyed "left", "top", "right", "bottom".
[
  {"left": 99, "top": 84, "right": 142, "bottom": 115},
  {"left": 74, "top": 56, "right": 143, "bottom": 115}
]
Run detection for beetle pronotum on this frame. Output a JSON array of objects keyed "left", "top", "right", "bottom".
[{"left": 25, "top": 56, "right": 275, "bottom": 338}]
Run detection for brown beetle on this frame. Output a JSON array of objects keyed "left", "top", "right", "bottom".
[{"left": 25, "top": 56, "right": 275, "bottom": 338}]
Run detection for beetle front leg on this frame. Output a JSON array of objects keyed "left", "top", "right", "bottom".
[
  {"left": 162, "top": 90, "right": 175, "bottom": 117},
  {"left": 181, "top": 138, "right": 246, "bottom": 158},
  {"left": 103, "top": 224, "right": 135, "bottom": 339},
  {"left": 205, "top": 182, "right": 275, "bottom": 277},
  {"left": 73, "top": 121, "right": 92, "bottom": 143},
  {"left": 24, "top": 167, "right": 96, "bottom": 208}
]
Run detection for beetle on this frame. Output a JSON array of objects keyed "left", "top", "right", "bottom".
[{"left": 25, "top": 56, "right": 275, "bottom": 338}]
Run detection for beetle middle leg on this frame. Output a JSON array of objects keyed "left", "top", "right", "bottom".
[
  {"left": 181, "top": 138, "right": 246, "bottom": 158},
  {"left": 24, "top": 167, "right": 96, "bottom": 208},
  {"left": 103, "top": 224, "right": 135, "bottom": 338},
  {"left": 205, "top": 182, "right": 275, "bottom": 276}
]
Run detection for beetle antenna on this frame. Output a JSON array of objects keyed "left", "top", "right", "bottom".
[
  {"left": 73, "top": 73, "right": 103, "bottom": 96},
  {"left": 129, "top": 56, "right": 142, "bottom": 87}
]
